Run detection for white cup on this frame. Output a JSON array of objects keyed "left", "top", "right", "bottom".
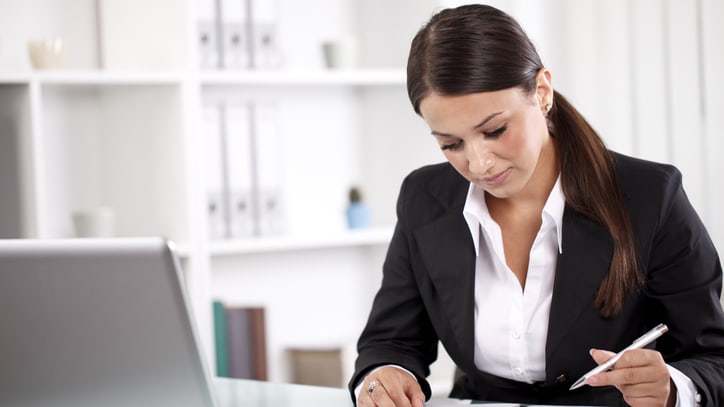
[
  {"left": 27, "top": 37, "right": 65, "bottom": 69},
  {"left": 72, "top": 207, "right": 116, "bottom": 238},
  {"left": 322, "top": 38, "right": 358, "bottom": 69}
]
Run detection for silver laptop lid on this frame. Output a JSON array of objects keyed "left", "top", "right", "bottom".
[{"left": 0, "top": 237, "right": 217, "bottom": 407}]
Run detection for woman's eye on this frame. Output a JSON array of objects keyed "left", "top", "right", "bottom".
[
  {"left": 484, "top": 125, "right": 507, "bottom": 138},
  {"left": 441, "top": 141, "right": 463, "bottom": 151}
]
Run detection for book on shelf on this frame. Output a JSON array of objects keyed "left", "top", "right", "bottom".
[
  {"left": 213, "top": 301, "right": 267, "bottom": 380},
  {"left": 288, "top": 347, "right": 344, "bottom": 388},
  {"left": 212, "top": 301, "right": 229, "bottom": 376}
]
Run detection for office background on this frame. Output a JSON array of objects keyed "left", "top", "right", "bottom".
[{"left": 0, "top": 0, "right": 722, "bottom": 396}]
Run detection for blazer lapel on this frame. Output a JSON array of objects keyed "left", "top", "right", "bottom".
[
  {"left": 546, "top": 207, "right": 613, "bottom": 360},
  {"left": 410, "top": 166, "right": 476, "bottom": 367},
  {"left": 398, "top": 164, "right": 475, "bottom": 365},
  {"left": 414, "top": 212, "right": 476, "bottom": 367}
]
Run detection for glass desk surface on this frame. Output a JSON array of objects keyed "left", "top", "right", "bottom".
[
  {"left": 213, "top": 377, "right": 352, "bottom": 407},
  {"left": 212, "top": 378, "right": 601, "bottom": 407}
]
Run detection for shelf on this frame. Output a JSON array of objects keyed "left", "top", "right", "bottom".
[
  {"left": 0, "top": 74, "right": 33, "bottom": 84},
  {"left": 0, "top": 71, "right": 186, "bottom": 86},
  {"left": 0, "top": 68, "right": 407, "bottom": 87},
  {"left": 203, "top": 226, "right": 394, "bottom": 256},
  {"left": 199, "top": 68, "right": 406, "bottom": 86}
]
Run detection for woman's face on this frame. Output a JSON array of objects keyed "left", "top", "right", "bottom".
[{"left": 418, "top": 72, "right": 555, "bottom": 200}]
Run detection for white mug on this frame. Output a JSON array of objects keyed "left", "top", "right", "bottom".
[
  {"left": 72, "top": 207, "right": 116, "bottom": 238},
  {"left": 322, "top": 38, "right": 358, "bottom": 69},
  {"left": 27, "top": 37, "right": 65, "bottom": 69}
]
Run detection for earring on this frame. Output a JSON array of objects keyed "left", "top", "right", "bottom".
[{"left": 545, "top": 103, "right": 552, "bottom": 112}]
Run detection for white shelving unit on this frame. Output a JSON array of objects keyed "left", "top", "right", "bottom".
[{"left": 0, "top": 0, "right": 448, "bottom": 389}]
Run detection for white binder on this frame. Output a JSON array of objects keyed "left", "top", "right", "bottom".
[
  {"left": 249, "top": 0, "right": 281, "bottom": 69},
  {"left": 224, "top": 103, "right": 256, "bottom": 238},
  {"left": 196, "top": 0, "right": 223, "bottom": 69},
  {"left": 202, "top": 103, "right": 229, "bottom": 240},
  {"left": 251, "top": 103, "right": 284, "bottom": 235},
  {"left": 221, "top": 0, "right": 252, "bottom": 69}
]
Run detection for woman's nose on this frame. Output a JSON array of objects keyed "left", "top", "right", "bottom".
[{"left": 467, "top": 142, "right": 494, "bottom": 175}]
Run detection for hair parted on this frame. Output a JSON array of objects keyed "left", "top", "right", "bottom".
[{"left": 407, "top": 4, "right": 642, "bottom": 317}]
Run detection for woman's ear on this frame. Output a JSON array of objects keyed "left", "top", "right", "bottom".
[{"left": 535, "top": 68, "right": 554, "bottom": 110}]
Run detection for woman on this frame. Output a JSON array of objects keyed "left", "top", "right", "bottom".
[{"left": 349, "top": 4, "right": 724, "bottom": 407}]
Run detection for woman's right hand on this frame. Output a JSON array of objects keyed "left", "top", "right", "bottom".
[{"left": 358, "top": 366, "right": 426, "bottom": 407}]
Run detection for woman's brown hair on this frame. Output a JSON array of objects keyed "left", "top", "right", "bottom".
[{"left": 407, "top": 4, "right": 641, "bottom": 317}]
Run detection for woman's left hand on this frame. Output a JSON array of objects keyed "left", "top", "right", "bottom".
[{"left": 587, "top": 348, "right": 676, "bottom": 407}]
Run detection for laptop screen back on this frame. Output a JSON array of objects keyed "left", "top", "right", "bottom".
[{"left": 0, "top": 238, "right": 216, "bottom": 407}]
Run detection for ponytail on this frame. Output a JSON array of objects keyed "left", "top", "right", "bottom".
[{"left": 550, "top": 91, "right": 642, "bottom": 317}]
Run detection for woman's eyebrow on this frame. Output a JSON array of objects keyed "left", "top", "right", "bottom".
[
  {"left": 430, "top": 111, "right": 503, "bottom": 138},
  {"left": 472, "top": 111, "right": 503, "bottom": 130}
]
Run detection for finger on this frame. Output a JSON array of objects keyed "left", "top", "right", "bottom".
[
  {"left": 587, "top": 363, "right": 665, "bottom": 387},
  {"left": 587, "top": 370, "right": 671, "bottom": 407},
  {"left": 587, "top": 349, "right": 666, "bottom": 385},
  {"left": 367, "top": 383, "right": 403, "bottom": 407},
  {"left": 401, "top": 377, "right": 425, "bottom": 407},
  {"left": 409, "top": 392, "right": 425, "bottom": 407},
  {"left": 376, "top": 372, "right": 417, "bottom": 407},
  {"left": 367, "top": 380, "right": 410, "bottom": 407},
  {"left": 589, "top": 348, "right": 616, "bottom": 365},
  {"left": 364, "top": 372, "right": 413, "bottom": 407},
  {"left": 587, "top": 350, "right": 672, "bottom": 406},
  {"left": 618, "top": 379, "right": 673, "bottom": 407}
]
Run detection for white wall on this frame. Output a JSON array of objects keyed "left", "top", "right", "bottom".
[{"left": 440, "top": 0, "right": 724, "bottom": 255}]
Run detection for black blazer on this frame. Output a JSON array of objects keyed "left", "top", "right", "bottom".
[{"left": 350, "top": 153, "right": 724, "bottom": 406}]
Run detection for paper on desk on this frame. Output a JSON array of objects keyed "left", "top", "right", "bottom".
[{"left": 427, "top": 401, "right": 596, "bottom": 407}]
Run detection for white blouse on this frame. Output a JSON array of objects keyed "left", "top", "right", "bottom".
[{"left": 463, "top": 177, "right": 564, "bottom": 382}]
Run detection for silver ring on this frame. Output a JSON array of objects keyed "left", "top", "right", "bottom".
[{"left": 367, "top": 380, "right": 381, "bottom": 396}]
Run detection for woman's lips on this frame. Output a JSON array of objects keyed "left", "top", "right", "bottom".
[{"left": 481, "top": 168, "right": 511, "bottom": 187}]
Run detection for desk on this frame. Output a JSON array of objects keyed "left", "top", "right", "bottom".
[
  {"left": 214, "top": 378, "right": 352, "bottom": 407},
  {"left": 212, "top": 378, "right": 601, "bottom": 407}
]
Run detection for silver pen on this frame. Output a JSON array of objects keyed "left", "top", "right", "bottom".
[{"left": 569, "top": 323, "right": 669, "bottom": 390}]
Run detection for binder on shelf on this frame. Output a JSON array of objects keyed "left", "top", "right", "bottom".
[
  {"left": 203, "top": 103, "right": 230, "bottom": 240},
  {"left": 250, "top": 102, "right": 284, "bottom": 236},
  {"left": 223, "top": 305, "right": 267, "bottom": 380},
  {"left": 249, "top": 0, "right": 282, "bottom": 69},
  {"left": 220, "top": 0, "right": 252, "bottom": 69},
  {"left": 196, "top": 0, "right": 223, "bottom": 69},
  {"left": 223, "top": 102, "right": 256, "bottom": 238},
  {"left": 204, "top": 100, "right": 285, "bottom": 240}
]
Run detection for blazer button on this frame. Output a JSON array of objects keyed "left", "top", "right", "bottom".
[{"left": 555, "top": 373, "right": 569, "bottom": 384}]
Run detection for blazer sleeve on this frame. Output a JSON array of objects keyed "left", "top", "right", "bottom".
[
  {"left": 642, "top": 166, "right": 724, "bottom": 406},
  {"left": 348, "top": 173, "right": 439, "bottom": 403}
]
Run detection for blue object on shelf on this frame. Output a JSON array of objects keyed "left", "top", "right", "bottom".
[{"left": 346, "top": 202, "right": 370, "bottom": 229}]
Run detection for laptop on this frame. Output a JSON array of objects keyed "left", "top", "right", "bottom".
[{"left": 0, "top": 237, "right": 218, "bottom": 407}]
